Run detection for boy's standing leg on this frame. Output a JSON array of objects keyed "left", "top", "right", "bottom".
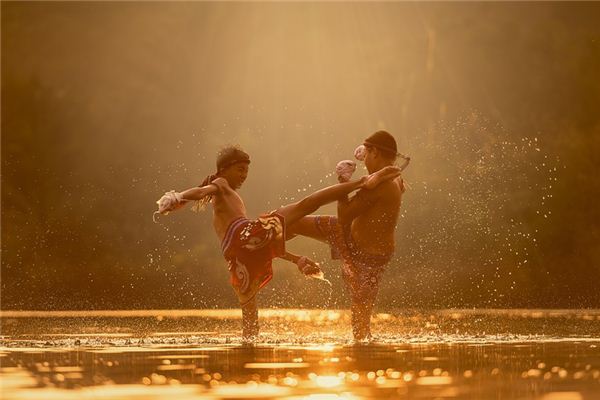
[
  {"left": 343, "top": 261, "right": 386, "bottom": 341},
  {"left": 286, "top": 216, "right": 384, "bottom": 341},
  {"left": 350, "top": 287, "right": 379, "bottom": 341},
  {"left": 241, "top": 297, "right": 259, "bottom": 340}
]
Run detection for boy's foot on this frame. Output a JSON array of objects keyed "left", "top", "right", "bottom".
[
  {"left": 241, "top": 335, "right": 258, "bottom": 345},
  {"left": 350, "top": 335, "right": 374, "bottom": 346},
  {"left": 362, "top": 166, "right": 402, "bottom": 190},
  {"left": 297, "top": 256, "right": 322, "bottom": 276}
]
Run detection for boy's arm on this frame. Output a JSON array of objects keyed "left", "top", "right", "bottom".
[
  {"left": 157, "top": 178, "right": 224, "bottom": 214},
  {"left": 180, "top": 183, "right": 219, "bottom": 201},
  {"left": 180, "top": 177, "right": 228, "bottom": 201}
]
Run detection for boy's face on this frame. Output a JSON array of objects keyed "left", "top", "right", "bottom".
[
  {"left": 363, "top": 144, "right": 394, "bottom": 172},
  {"left": 221, "top": 162, "right": 249, "bottom": 190},
  {"left": 363, "top": 145, "right": 377, "bottom": 172}
]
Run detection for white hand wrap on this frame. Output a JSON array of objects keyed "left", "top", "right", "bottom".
[
  {"left": 172, "top": 191, "right": 184, "bottom": 203},
  {"left": 354, "top": 144, "right": 367, "bottom": 161},
  {"left": 335, "top": 160, "right": 357, "bottom": 182},
  {"left": 156, "top": 190, "right": 183, "bottom": 214}
]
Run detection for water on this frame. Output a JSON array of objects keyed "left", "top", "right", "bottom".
[
  {"left": 308, "top": 271, "right": 333, "bottom": 287},
  {"left": 1, "top": 309, "right": 599, "bottom": 399}
]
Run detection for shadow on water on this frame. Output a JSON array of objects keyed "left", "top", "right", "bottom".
[{"left": 1, "top": 309, "right": 599, "bottom": 399}]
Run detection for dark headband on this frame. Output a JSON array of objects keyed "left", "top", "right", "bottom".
[
  {"left": 217, "top": 149, "right": 250, "bottom": 172},
  {"left": 363, "top": 141, "right": 399, "bottom": 156}
]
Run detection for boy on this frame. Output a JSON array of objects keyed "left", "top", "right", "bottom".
[
  {"left": 287, "top": 131, "right": 409, "bottom": 341},
  {"left": 156, "top": 145, "right": 401, "bottom": 340}
]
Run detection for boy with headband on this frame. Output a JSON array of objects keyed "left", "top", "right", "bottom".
[
  {"left": 155, "top": 145, "right": 401, "bottom": 340},
  {"left": 287, "top": 131, "right": 410, "bottom": 341}
]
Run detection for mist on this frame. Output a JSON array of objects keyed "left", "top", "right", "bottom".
[{"left": 2, "top": 2, "right": 599, "bottom": 310}]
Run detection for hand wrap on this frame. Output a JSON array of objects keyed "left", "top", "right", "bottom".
[
  {"left": 354, "top": 144, "right": 367, "bottom": 161},
  {"left": 335, "top": 160, "right": 357, "bottom": 182},
  {"left": 156, "top": 190, "right": 183, "bottom": 214}
]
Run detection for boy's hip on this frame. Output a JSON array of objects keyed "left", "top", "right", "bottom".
[
  {"left": 313, "top": 215, "right": 393, "bottom": 266},
  {"left": 221, "top": 213, "right": 286, "bottom": 306},
  {"left": 221, "top": 213, "right": 286, "bottom": 259}
]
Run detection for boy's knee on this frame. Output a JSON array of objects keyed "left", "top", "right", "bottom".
[{"left": 351, "top": 296, "right": 377, "bottom": 320}]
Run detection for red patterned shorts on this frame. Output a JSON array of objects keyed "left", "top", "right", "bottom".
[{"left": 221, "top": 213, "right": 286, "bottom": 306}]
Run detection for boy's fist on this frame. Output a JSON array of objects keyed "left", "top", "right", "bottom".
[
  {"left": 336, "top": 160, "right": 357, "bottom": 183},
  {"left": 156, "top": 190, "right": 184, "bottom": 214}
]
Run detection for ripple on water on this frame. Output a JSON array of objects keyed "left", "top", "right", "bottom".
[{"left": 0, "top": 309, "right": 599, "bottom": 399}]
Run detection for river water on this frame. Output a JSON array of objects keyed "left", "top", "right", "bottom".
[{"left": 1, "top": 309, "right": 599, "bottom": 399}]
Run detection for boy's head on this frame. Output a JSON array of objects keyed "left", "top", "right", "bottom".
[
  {"left": 362, "top": 130, "right": 398, "bottom": 171},
  {"left": 216, "top": 145, "right": 250, "bottom": 189}
]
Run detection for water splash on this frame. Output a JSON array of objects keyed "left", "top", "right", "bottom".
[
  {"left": 388, "top": 112, "right": 562, "bottom": 307},
  {"left": 307, "top": 270, "right": 332, "bottom": 287}
]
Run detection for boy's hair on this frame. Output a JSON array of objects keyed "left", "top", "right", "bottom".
[
  {"left": 216, "top": 145, "right": 251, "bottom": 172},
  {"left": 364, "top": 130, "right": 398, "bottom": 160},
  {"left": 193, "top": 145, "right": 250, "bottom": 212}
]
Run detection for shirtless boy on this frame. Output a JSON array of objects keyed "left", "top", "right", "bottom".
[
  {"left": 287, "top": 131, "right": 409, "bottom": 341},
  {"left": 156, "top": 145, "right": 401, "bottom": 340}
]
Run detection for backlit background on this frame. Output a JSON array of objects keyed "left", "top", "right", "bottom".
[{"left": 2, "top": 2, "right": 599, "bottom": 310}]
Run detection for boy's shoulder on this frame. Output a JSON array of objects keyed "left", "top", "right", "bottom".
[
  {"left": 370, "top": 178, "right": 403, "bottom": 204},
  {"left": 375, "top": 178, "right": 402, "bottom": 195},
  {"left": 356, "top": 178, "right": 399, "bottom": 203},
  {"left": 211, "top": 177, "right": 231, "bottom": 192}
]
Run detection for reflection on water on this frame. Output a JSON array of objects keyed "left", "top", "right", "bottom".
[{"left": 1, "top": 309, "right": 599, "bottom": 399}]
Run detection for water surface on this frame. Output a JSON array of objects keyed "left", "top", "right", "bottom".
[{"left": 1, "top": 309, "right": 599, "bottom": 399}]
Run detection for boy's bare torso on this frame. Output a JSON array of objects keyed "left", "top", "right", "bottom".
[
  {"left": 351, "top": 177, "right": 403, "bottom": 255},
  {"left": 210, "top": 178, "right": 247, "bottom": 241}
]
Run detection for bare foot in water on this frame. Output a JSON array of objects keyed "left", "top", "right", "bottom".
[
  {"left": 362, "top": 166, "right": 402, "bottom": 189},
  {"left": 241, "top": 335, "right": 258, "bottom": 345},
  {"left": 297, "top": 256, "right": 322, "bottom": 276}
]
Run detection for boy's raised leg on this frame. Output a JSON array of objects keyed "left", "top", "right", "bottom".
[
  {"left": 286, "top": 216, "right": 328, "bottom": 242},
  {"left": 277, "top": 180, "right": 364, "bottom": 226},
  {"left": 277, "top": 166, "right": 401, "bottom": 226}
]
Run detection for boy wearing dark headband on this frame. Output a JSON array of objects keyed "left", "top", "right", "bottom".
[
  {"left": 287, "top": 131, "right": 408, "bottom": 341},
  {"left": 156, "top": 145, "right": 401, "bottom": 340}
]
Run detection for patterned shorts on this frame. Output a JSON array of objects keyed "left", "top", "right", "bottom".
[
  {"left": 221, "top": 213, "right": 286, "bottom": 305},
  {"left": 314, "top": 216, "right": 392, "bottom": 302}
]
